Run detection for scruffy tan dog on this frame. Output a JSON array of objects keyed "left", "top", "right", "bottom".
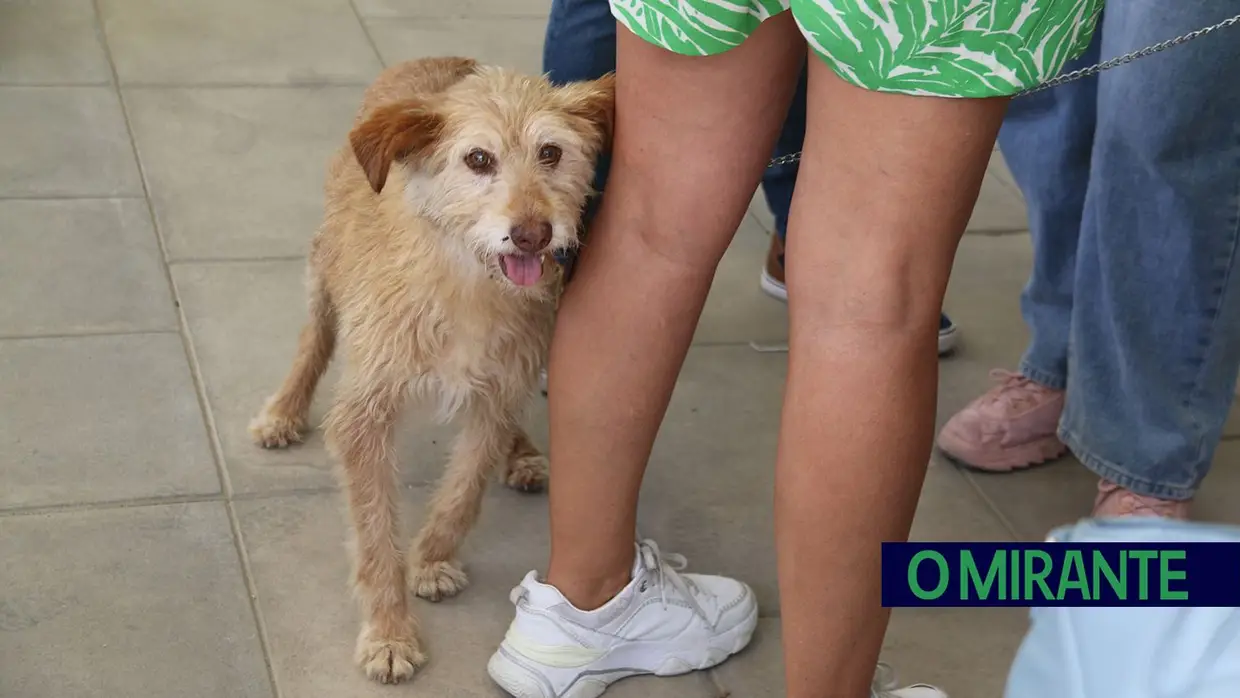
[{"left": 247, "top": 57, "right": 613, "bottom": 684}]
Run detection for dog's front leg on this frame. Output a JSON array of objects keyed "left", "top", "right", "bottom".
[
  {"left": 325, "top": 376, "right": 424, "bottom": 684},
  {"left": 409, "top": 404, "right": 515, "bottom": 601}
]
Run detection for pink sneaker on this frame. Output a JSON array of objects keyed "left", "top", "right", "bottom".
[
  {"left": 1092, "top": 480, "right": 1190, "bottom": 519},
  {"left": 937, "top": 370, "right": 1068, "bottom": 472}
]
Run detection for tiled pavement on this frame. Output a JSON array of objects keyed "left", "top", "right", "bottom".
[{"left": 2, "top": 1, "right": 1238, "bottom": 697}]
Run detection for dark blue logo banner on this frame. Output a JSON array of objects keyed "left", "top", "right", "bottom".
[{"left": 881, "top": 542, "right": 1240, "bottom": 607}]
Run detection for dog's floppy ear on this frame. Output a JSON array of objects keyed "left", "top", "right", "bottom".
[
  {"left": 349, "top": 100, "right": 444, "bottom": 194},
  {"left": 557, "top": 73, "right": 616, "bottom": 150}
]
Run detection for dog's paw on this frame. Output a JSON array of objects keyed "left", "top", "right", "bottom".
[
  {"left": 355, "top": 626, "right": 426, "bottom": 684},
  {"left": 248, "top": 404, "right": 305, "bottom": 449},
  {"left": 504, "top": 453, "right": 548, "bottom": 493},
  {"left": 410, "top": 559, "right": 469, "bottom": 601}
]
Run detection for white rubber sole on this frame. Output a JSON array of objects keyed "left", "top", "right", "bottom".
[
  {"left": 487, "top": 603, "right": 759, "bottom": 698},
  {"left": 759, "top": 268, "right": 787, "bottom": 302},
  {"left": 937, "top": 323, "right": 959, "bottom": 355}
]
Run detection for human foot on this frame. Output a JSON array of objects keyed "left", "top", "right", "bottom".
[
  {"left": 488, "top": 539, "right": 758, "bottom": 697},
  {"left": 1092, "top": 480, "right": 1190, "bottom": 519},
  {"left": 937, "top": 370, "right": 1067, "bottom": 471}
]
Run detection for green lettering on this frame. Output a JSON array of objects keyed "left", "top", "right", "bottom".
[
  {"left": 961, "top": 550, "right": 1005, "bottom": 600},
  {"left": 1129, "top": 550, "right": 1158, "bottom": 600},
  {"left": 1057, "top": 550, "right": 1090, "bottom": 601},
  {"left": 908, "top": 551, "right": 949, "bottom": 600},
  {"left": 1160, "top": 550, "right": 1188, "bottom": 601},
  {"left": 1092, "top": 550, "right": 1127, "bottom": 600},
  {"left": 1023, "top": 550, "right": 1055, "bottom": 601},
  {"left": 1010, "top": 546, "right": 1020, "bottom": 600}
]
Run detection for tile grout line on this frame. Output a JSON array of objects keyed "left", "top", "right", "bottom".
[
  {"left": 0, "top": 81, "right": 113, "bottom": 88},
  {"left": 0, "top": 482, "right": 440, "bottom": 519},
  {"left": 0, "top": 328, "right": 178, "bottom": 342},
  {"left": 346, "top": 0, "right": 390, "bottom": 69},
  {"left": 0, "top": 194, "right": 146, "bottom": 201},
  {"left": 88, "top": 3, "right": 283, "bottom": 696},
  {"left": 119, "top": 80, "right": 372, "bottom": 89},
  {"left": 955, "top": 466, "right": 1026, "bottom": 541},
  {"left": 0, "top": 491, "right": 226, "bottom": 518},
  {"left": 166, "top": 254, "right": 309, "bottom": 265}
]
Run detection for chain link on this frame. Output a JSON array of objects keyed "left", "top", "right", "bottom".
[{"left": 766, "top": 11, "right": 1240, "bottom": 169}]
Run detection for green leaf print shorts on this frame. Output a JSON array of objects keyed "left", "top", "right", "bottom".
[{"left": 609, "top": 0, "right": 1104, "bottom": 97}]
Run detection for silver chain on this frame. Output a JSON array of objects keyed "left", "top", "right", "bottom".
[{"left": 766, "top": 11, "right": 1240, "bottom": 169}]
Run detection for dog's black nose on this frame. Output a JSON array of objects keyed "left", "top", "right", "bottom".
[{"left": 510, "top": 220, "right": 552, "bottom": 253}]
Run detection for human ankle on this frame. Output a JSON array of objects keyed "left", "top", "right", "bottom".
[{"left": 545, "top": 568, "right": 631, "bottom": 611}]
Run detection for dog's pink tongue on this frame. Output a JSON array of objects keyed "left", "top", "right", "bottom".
[{"left": 501, "top": 254, "right": 543, "bottom": 286}]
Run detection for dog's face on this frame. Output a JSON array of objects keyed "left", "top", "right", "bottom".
[{"left": 349, "top": 65, "right": 614, "bottom": 291}]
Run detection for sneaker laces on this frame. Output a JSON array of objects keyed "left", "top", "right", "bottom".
[
  {"left": 637, "top": 539, "right": 708, "bottom": 618},
  {"left": 981, "top": 369, "right": 1057, "bottom": 412}
]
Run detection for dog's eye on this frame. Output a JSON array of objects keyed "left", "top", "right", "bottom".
[
  {"left": 464, "top": 148, "right": 495, "bottom": 174},
  {"left": 538, "top": 144, "right": 562, "bottom": 167}
]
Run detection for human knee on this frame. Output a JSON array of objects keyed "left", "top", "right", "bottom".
[{"left": 786, "top": 250, "right": 950, "bottom": 332}]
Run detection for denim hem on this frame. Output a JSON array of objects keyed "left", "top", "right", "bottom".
[
  {"left": 1016, "top": 360, "right": 1067, "bottom": 391},
  {"left": 1058, "top": 425, "right": 1197, "bottom": 501}
]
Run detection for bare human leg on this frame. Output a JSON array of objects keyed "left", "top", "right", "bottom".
[
  {"left": 776, "top": 64, "right": 1007, "bottom": 697},
  {"left": 543, "top": 16, "right": 805, "bottom": 609}
]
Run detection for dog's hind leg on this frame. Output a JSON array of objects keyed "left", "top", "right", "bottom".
[
  {"left": 327, "top": 371, "right": 425, "bottom": 684},
  {"left": 249, "top": 270, "right": 336, "bottom": 448},
  {"left": 503, "top": 428, "right": 548, "bottom": 493},
  {"left": 409, "top": 402, "right": 515, "bottom": 601}
]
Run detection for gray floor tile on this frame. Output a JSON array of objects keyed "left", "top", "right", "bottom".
[
  {"left": 939, "top": 233, "right": 1033, "bottom": 386},
  {"left": 173, "top": 260, "right": 524, "bottom": 494},
  {"left": 97, "top": 0, "right": 381, "bottom": 85},
  {"left": 634, "top": 345, "right": 1011, "bottom": 614},
  {"left": 0, "top": 502, "right": 271, "bottom": 698},
  {"left": 236, "top": 489, "right": 713, "bottom": 698},
  {"left": 0, "top": 199, "right": 176, "bottom": 336},
  {"left": 695, "top": 215, "right": 788, "bottom": 346},
  {"left": 968, "top": 437, "right": 1240, "bottom": 541},
  {"left": 1223, "top": 403, "right": 1240, "bottom": 439},
  {"left": 0, "top": 0, "right": 111, "bottom": 85},
  {"left": 368, "top": 18, "right": 547, "bottom": 76},
  {"left": 0, "top": 87, "right": 141, "bottom": 197},
  {"left": 173, "top": 261, "right": 343, "bottom": 493},
  {"left": 960, "top": 454, "right": 1098, "bottom": 540},
  {"left": 966, "top": 166, "right": 1029, "bottom": 233},
  {"left": 714, "top": 611, "right": 1028, "bottom": 698},
  {"left": 989, "top": 148, "right": 1019, "bottom": 192},
  {"left": 0, "top": 334, "right": 218, "bottom": 509},
  {"left": 748, "top": 196, "right": 776, "bottom": 236},
  {"left": 355, "top": 0, "right": 551, "bottom": 18},
  {"left": 125, "top": 86, "right": 364, "bottom": 260}
]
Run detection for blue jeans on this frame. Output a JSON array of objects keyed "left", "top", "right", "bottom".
[
  {"left": 998, "top": 2, "right": 1240, "bottom": 500},
  {"left": 542, "top": 0, "right": 804, "bottom": 239}
]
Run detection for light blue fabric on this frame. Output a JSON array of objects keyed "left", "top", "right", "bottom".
[{"left": 1004, "top": 518, "right": 1240, "bottom": 698}]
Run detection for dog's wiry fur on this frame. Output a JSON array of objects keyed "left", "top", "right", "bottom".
[{"left": 247, "top": 57, "right": 613, "bottom": 684}]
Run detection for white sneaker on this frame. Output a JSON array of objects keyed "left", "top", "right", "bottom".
[
  {"left": 487, "top": 539, "right": 759, "bottom": 698},
  {"left": 871, "top": 663, "right": 948, "bottom": 698}
]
